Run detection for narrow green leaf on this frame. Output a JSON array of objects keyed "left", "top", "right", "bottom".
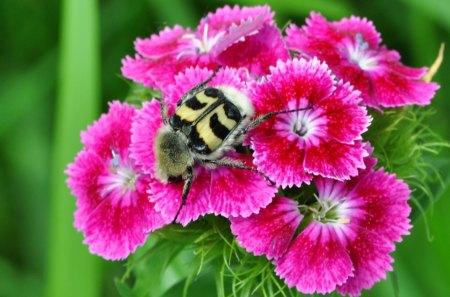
[
  {"left": 114, "top": 279, "right": 133, "bottom": 297},
  {"left": 44, "top": 0, "right": 102, "bottom": 297}
]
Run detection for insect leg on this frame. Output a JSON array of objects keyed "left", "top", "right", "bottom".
[
  {"left": 203, "top": 159, "right": 275, "bottom": 186},
  {"left": 172, "top": 166, "right": 194, "bottom": 224},
  {"left": 155, "top": 97, "right": 169, "bottom": 125},
  {"left": 235, "top": 105, "right": 314, "bottom": 138},
  {"left": 179, "top": 66, "right": 222, "bottom": 103}
]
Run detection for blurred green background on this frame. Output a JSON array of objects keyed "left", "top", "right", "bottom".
[{"left": 0, "top": 0, "right": 449, "bottom": 296}]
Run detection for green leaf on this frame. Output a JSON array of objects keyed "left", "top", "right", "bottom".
[
  {"left": 44, "top": 0, "right": 102, "bottom": 297},
  {"left": 115, "top": 279, "right": 133, "bottom": 297}
]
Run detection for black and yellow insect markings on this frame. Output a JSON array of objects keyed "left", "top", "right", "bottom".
[
  {"left": 175, "top": 91, "right": 219, "bottom": 123},
  {"left": 190, "top": 103, "right": 242, "bottom": 154}
]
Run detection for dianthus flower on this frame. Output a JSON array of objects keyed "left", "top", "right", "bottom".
[
  {"left": 130, "top": 67, "right": 277, "bottom": 226},
  {"left": 121, "top": 5, "right": 288, "bottom": 89},
  {"left": 231, "top": 153, "right": 411, "bottom": 296},
  {"left": 248, "top": 57, "right": 371, "bottom": 187},
  {"left": 66, "top": 102, "right": 170, "bottom": 260},
  {"left": 286, "top": 13, "right": 439, "bottom": 109}
]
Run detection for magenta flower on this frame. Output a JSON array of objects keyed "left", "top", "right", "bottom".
[
  {"left": 286, "top": 13, "right": 439, "bottom": 109},
  {"left": 130, "top": 67, "right": 277, "bottom": 226},
  {"left": 66, "top": 102, "right": 170, "bottom": 260},
  {"left": 248, "top": 57, "right": 371, "bottom": 188},
  {"left": 121, "top": 5, "right": 288, "bottom": 89},
  {"left": 231, "top": 160, "right": 411, "bottom": 296}
]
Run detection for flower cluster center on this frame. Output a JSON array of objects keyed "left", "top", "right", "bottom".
[
  {"left": 183, "top": 24, "right": 224, "bottom": 54},
  {"left": 343, "top": 34, "right": 378, "bottom": 71},
  {"left": 300, "top": 197, "right": 350, "bottom": 225},
  {"left": 99, "top": 150, "right": 139, "bottom": 198}
]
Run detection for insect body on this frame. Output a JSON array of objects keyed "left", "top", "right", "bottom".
[{"left": 154, "top": 69, "right": 312, "bottom": 222}]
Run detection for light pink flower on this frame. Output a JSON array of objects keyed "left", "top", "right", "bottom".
[
  {"left": 286, "top": 13, "right": 439, "bottom": 109},
  {"left": 66, "top": 102, "right": 170, "bottom": 260},
  {"left": 130, "top": 67, "right": 276, "bottom": 226},
  {"left": 231, "top": 160, "right": 412, "bottom": 296},
  {"left": 121, "top": 5, "right": 288, "bottom": 89},
  {"left": 248, "top": 57, "right": 371, "bottom": 188}
]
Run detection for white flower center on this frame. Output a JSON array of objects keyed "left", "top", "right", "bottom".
[
  {"left": 300, "top": 195, "right": 350, "bottom": 226},
  {"left": 182, "top": 23, "right": 225, "bottom": 54},
  {"left": 344, "top": 34, "right": 378, "bottom": 71},
  {"left": 99, "top": 150, "right": 139, "bottom": 198}
]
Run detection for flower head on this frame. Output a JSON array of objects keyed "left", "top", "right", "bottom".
[
  {"left": 66, "top": 102, "right": 170, "bottom": 260},
  {"left": 130, "top": 67, "right": 277, "bottom": 226},
  {"left": 231, "top": 156, "right": 411, "bottom": 296},
  {"left": 121, "top": 5, "right": 288, "bottom": 89},
  {"left": 286, "top": 13, "right": 439, "bottom": 109},
  {"left": 248, "top": 57, "right": 371, "bottom": 187}
]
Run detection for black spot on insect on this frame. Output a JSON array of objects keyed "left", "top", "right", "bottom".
[
  {"left": 210, "top": 113, "right": 231, "bottom": 140},
  {"left": 185, "top": 95, "right": 208, "bottom": 110},
  {"left": 204, "top": 87, "right": 220, "bottom": 98},
  {"left": 189, "top": 128, "right": 211, "bottom": 154}
]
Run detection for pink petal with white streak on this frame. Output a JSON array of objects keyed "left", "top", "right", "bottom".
[
  {"left": 216, "top": 24, "right": 289, "bottom": 76},
  {"left": 230, "top": 197, "right": 302, "bottom": 259},
  {"left": 134, "top": 25, "right": 192, "bottom": 58},
  {"left": 148, "top": 167, "right": 211, "bottom": 226},
  {"left": 209, "top": 154, "right": 276, "bottom": 218},
  {"left": 198, "top": 5, "right": 274, "bottom": 37},
  {"left": 130, "top": 100, "right": 163, "bottom": 175},
  {"left": 251, "top": 132, "right": 313, "bottom": 188},
  {"left": 275, "top": 222, "right": 354, "bottom": 294},
  {"left": 304, "top": 139, "right": 368, "bottom": 180}
]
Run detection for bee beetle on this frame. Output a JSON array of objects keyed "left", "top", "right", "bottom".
[{"left": 154, "top": 68, "right": 312, "bottom": 222}]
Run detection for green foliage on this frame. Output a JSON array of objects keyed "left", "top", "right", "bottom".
[
  {"left": 117, "top": 217, "right": 302, "bottom": 297},
  {"left": 364, "top": 107, "right": 450, "bottom": 220}
]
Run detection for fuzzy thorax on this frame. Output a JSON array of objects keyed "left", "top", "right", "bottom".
[{"left": 154, "top": 126, "right": 194, "bottom": 182}]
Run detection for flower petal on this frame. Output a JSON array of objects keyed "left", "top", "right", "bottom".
[
  {"left": 275, "top": 222, "right": 354, "bottom": 294},
  {"left": 81, "top": 101, "right": 136, "bottom": 159},
  {"left": 230, "top": 197, "right": 302, "bottom": 259},
  {"left": 304, "top": 139, "right": 367, "bottom": 180},
  {"left": 216, "top": 24, "right": 289, "bottom": 76},
  {"left": 251, "top": 132, "right": 313, "bottom": 188},
  {"left": 82, "top": 190, "right": 167, "bottom": 260},
  {"left": 130, "top": 100, "right": 163, "bottom": 175},
  {"left": 134, "top": 25, "right": 192, "bottom": 58},
  {"left": 66, "top": 150, "right": 105, "bottom": 231},
  {"left": 319, "top": 81, "right": 370, "bottom": 144},
  {"left": 148, "top": 167, "right": 211, "bottom": 226},
  {"left": 209, "top": 154, "right": 277, "bottom": 218}
]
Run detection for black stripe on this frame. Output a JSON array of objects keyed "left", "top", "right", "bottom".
[
  {"left": 204, "top": 87, "right": 220, "bottom": 98},
  {"left": 210, "top": 112, "right": 231, "bottom": 140},
  {"left": 185, "top": 95, "right": 207, "bottom": 110},
  {"left": 189, "top": 128, "right": 211, "bottom": 155},
  {"left": 169, "top": 113, "right": 191, "bottom": 130},
  {"left": 223, "top": 101, "right": 242, "bottom": 122}
]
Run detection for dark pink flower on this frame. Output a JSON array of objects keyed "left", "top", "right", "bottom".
[
  {"left": 130, "top": 67, "right": 276, "bottom": 226},
  {"left": 231, "top": 161, "right": 411, "bottom": 296},
  {"left": 286, "top": 13, "right": 439, "bottom": 109},
  {"left": 121, "top": 5, "right": 288, "bottom": 89},
  {"left": 66, "top": 102, "right": 170, "bottom": 260},
  {"left": 248, "top": 57, "right": 371, "bottom": 188}
]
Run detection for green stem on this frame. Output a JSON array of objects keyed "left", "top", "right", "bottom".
[{"left": 45, "top": 0, "right": 101, "bottom": 296}]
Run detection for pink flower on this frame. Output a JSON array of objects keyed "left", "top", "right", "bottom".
[
  {"left": 130, "top": 67, "right": 277, "bottom": 226},
  {"left": 66, "top": 102, "right": 170, "bottom": 260},
  {"left": 231, "top": 159, "right": 412, "bottom": 296},
  {"left": 286, "top": 13, "right": 439, "bottom": 109},
  {"left": 248, "top": 57, "right": 371, "bottom": 188},
  {"left": 121, "top": 5, "right": 288, "bottom": 90}
]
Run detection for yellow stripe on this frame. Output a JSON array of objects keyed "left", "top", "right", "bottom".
[
  {"left": 195, "top": 104, "right": 238, "bottom": 152},
  {"left": 175, "top": 91, "right": 217, "bottom": 123}
]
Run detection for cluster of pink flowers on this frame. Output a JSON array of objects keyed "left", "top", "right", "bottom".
[{"left": 66, "top": 5, "right": 439, "bottom": 296}]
